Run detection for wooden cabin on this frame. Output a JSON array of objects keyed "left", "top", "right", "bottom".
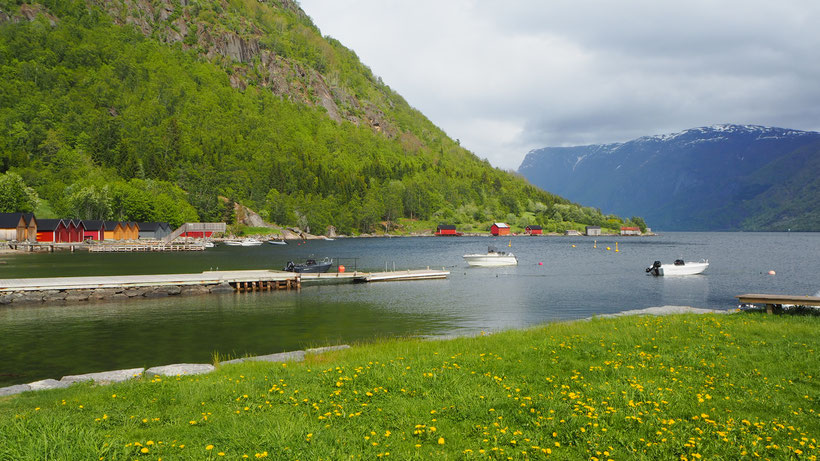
[
  {"left": 128, "top": 222, "right": 140, "bottom": 240},
  {"left": 434, "top": 224, "right": 462, "bottom": 236},
  {"left": 37, "top": 219, "right": 67, "bottom": 242},
  {"left": 585, "top": 226, "right": 601, "bottom": 236},
  {"left": 23, "top": 214, "right": 37, "bottom": 242},
  {"left": 103, "top": 221, "right": 126, "bottom": 240},
  {"left": 137, "top": 222, "right": 171, "bottom": 240},
  {"left": 490, "top": 222, "right": 511, "bottom": 236},
  {"left": 65, "top": 219, "right": 86, "bottom": 242},
  {"left": 525, "top": 225, "right": 543, "bottom": 235},
  {"left": 620, "top": 226, "right": 641, "bottom": 236},
  {"left": 0, "top": 213, "right": 28, "bottom": 241},
  {"left": 82, "top": 220, "right": 106, "bottom": 241}
]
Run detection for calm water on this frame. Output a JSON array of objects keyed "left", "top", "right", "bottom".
[{"left": 1, "top": 232, "right": 818, "bottom": 386}]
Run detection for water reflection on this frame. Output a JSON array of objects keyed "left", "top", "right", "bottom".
[{"left": 2, "top": 232, "right": 819, "bottom": 386}]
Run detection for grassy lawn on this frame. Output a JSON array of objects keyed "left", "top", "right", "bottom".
[{"left": 1, "top": 314, "right": 818, "bottom": 460}]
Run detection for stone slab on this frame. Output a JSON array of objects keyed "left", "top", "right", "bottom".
[
  {"left": 306, "top": 345, "right": 350, "bottom": 354},
  {"left": 0, "top": 384, "right": 31, "bottom": 396},
  {"left": 61, "top": 367, "right": 145, "bottom": 384},
  {"left": 593, "top": 305, "right": 730, "bottom": 319},
  {"left": 222, "top": 350, "right": 305, "bottom": 365},
  {"left": 27, "top": 379, "right": 71, "bottom": 390},
  {"left": 145, "top": 363, "right": 214, "bottom": 376}
]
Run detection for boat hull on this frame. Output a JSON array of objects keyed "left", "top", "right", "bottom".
[
  {"left": 463, "top": 254, "right": 518, "bottom": 267},
  {"left": 648, "top": 261, "right": 709, "bottom": 276}
]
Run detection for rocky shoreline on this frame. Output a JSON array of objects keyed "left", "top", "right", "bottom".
[{"left": 0, "top": 345, "right": 350, "bottom": 398}]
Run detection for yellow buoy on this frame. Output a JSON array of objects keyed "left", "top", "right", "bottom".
[
  {"left": 615, "top": 242, "right": 619, "bottom": 253},
  {"left": 606, "top": 246, "right": 611, "bottom": 251},
  {"left": 571, "top": 244, "right": 576, "bottom": 248}
]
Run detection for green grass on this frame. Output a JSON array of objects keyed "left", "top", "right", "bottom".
[{"left": 1, "top": 314, "right": 818, "bottom": 459}]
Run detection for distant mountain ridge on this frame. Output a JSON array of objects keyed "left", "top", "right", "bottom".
[{"left": 518, "top": 125, "right": 820, "bottom": 231}]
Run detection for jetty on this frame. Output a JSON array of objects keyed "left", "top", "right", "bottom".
[
  {"left": 736, "top": 293, "right": 820, "bottom": 314},
  {"left": 0, "top": 268, "right": 449, "bottom": 305}
]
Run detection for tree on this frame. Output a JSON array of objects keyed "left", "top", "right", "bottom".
[{"left": 0, "top": 172, "right": 39, "bottom": 213}]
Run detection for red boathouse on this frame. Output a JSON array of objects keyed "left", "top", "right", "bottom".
[
  {"left": 490, "top": 222, "right": 511, "bottom": 236},
  {"left": 525, "top": 225, "right": 543, "bottom": 235},
  {"left": 435, "top": 224, "right": 462, "bottom": 236}
]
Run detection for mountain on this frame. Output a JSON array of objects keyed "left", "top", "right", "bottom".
[
  {"left": 518, "top": 125, "right": 820, "bottom": 231},
  {"left": 0, "top": 0, "right": 636, "bottom": 234}
]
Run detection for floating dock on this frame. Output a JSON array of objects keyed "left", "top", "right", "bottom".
[{"left": 0, "top": 268, "right": 449, "bottom": 305}]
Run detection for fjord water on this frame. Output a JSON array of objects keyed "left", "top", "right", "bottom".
[{"left": 1, "top": 232, "right": 818, "bottom": 386}]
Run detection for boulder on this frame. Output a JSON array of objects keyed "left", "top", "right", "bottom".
[{"left": 209, "top": 283, "right": 234, "bottom": 294}]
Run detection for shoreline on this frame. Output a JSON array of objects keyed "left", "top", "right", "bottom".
[{"left": 0, "top": 305, "right": 729, "bottom": 397}]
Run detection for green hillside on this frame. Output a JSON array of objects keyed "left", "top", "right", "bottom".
[{"left": 0, "top": 0, "right": 639, "bottom": 234}]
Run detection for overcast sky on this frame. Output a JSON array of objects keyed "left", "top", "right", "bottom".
[{"left": 298, "top": 0, "right": 820, "bottom": 170}]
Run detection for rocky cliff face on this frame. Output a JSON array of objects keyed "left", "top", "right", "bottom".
[{"left": 86, "top": 0, "right": 393, "bottom": 135}]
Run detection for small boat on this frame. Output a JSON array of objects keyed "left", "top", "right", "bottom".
[
  {"left": 225, "top": 238, "right": 262, "bottom": 247},
  {"left": 463, "top": 246, "right": 518, "bottom": 267},
  {"left": 646, "top": 259, "right": 708, "bottom": 276},
  {"left": 204, "top": 241, "right": 215, "bottom": 248},
  {"left": 267, "top": 239, "right": 287, "bottom": 245},
  {"left": 284, "top": 257, "right": 333, "bottom": 273}
]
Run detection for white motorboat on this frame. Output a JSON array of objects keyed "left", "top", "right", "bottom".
[
  {"left": 225, "top": 238, "right": 262, "bottom": 247},
  {"left": 204, "top": 241, "right": 215, "bottom": 248},
  {"left": 645, "top": 259, "right": 709, "bottom": 276},
  {"left": 267, "top": 239, "right": 287, "bottom": 245},
  {"left": 463, "top": 246, "right": 518, "bottom": 267}
]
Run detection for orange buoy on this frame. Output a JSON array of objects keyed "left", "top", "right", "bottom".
[{"left": 339, "top": 265, "right": 346, "bottom": 273}]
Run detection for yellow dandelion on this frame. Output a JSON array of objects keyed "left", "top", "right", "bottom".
[
  {"left": 206, "top": 445, "right": 214, "bottom": 450},
  {"left": 140, "top": 447, "right": 149, "bottom": 453},
  {"left": 438, "top": 437, "right": 445, "bottom": 445}
]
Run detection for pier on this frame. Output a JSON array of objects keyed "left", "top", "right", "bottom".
[
  {"left": 736, "top": 293, "right": 820, "bottom": 314},
  {"left": 0, "top": 268, "right": 449, "bottom": 305}
]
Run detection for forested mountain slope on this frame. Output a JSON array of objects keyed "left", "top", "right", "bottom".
[
  {"left": 519, "top": 125, "right": 820, "bottom": 231},
  {"left": 0, "top": 0, "right": 637, "bottom": 233}
]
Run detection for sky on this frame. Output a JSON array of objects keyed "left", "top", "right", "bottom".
[{"left": 298, "top": 0, "right": 820, "bottom": 170}]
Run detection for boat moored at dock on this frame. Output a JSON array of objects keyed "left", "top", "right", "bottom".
[{"left": 284, "top": 257, "right": 333, "bottom": 273}]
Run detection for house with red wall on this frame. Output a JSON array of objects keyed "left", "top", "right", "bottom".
[
  {"left": 36, "top": 219, "right": 67, "bottom": 242},
  {"left": 82, "top": 220, "right": 106, "bottom": 241},
  {"left": 490, "top": 222, "right": 511, "bottom": 236},
  {"left": 434, "top": 224, "right": 462, "bottom": 236},
  {"left": 525, "top": 225, "right": 543, "bottom": 235}
]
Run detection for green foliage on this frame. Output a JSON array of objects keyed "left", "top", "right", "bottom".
[
  {"left": 0, "top": 1, "right": 636, "bottom": 233},
  {"left": 0, "top": 171, "right": 39, "bottom": 212}
]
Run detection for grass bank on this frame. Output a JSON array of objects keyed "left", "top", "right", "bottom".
[{"left": 1, "top": 314, "right": 818, "bottom": 460}]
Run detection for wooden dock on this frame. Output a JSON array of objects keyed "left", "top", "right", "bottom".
[
  {"left": 0, "top": 268, "right": 449, "bottom": 305},
  {"left": 736, "top": 293, "right": 820, "bottom": 314},
  {"left": 88, "top": 243, "right": 205, "bottom": 252}
]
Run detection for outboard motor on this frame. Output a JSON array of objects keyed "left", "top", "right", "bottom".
[
  {"left": 285, "top": 261, "right": 295, "bottom": 271},
  {"left": 645, "top": 261, "right": 662, "bottom": 273}
]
